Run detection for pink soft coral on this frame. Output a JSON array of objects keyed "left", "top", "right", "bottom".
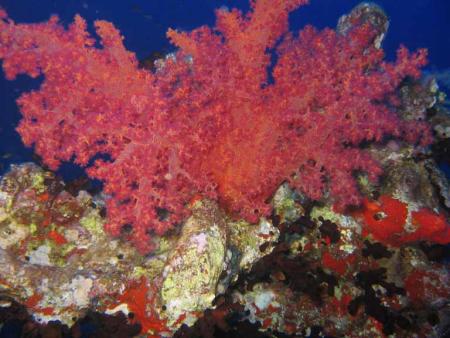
[{"left": 0, "top": 1, "right": 431, "bottom": 252}]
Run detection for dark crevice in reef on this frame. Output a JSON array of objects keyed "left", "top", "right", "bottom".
[
  {"left": 0, "top": 297, "right": 141, "bottom": 338},
  {"left": 419, "top": 242, "right": 450, "bottom": 263},
  {"left": 362, "top": 240, "right": 393, "bottom": 259}
]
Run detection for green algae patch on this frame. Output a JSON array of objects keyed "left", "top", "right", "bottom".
[{"left": 79, "top": 209, "right": 105, "bottom": 236}]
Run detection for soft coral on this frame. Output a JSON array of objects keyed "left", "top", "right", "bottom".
[{"left": 0, "top": 1, "right": 431, "bottom": 252}]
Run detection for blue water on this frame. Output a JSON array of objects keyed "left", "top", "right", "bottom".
[{"left": 0, "top": 0, "right": 449, "bottom": 178}]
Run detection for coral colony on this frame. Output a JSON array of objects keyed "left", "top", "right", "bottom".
[
  {"left": 0, "top": 0, "right": 449, "bottom": 337},
  {"left": 0, "top": 0, "right": 432, "bottom": 251}
]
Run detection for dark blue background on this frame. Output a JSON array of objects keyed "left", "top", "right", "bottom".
[{"left": 1, "top": 0, "right": 449, "bottom": 179}]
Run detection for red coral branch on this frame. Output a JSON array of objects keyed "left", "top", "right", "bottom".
[{"left": 0, "top": 1, "right": 431, "bottom": 252}]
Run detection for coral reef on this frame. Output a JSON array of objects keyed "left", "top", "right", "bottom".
[
  {"left": 0, "top": 1, "right": 449, "bottom": 337},
  {"left": 0, "top": 163, "right": 280, "bottom": 336},
  {"left": 171, "top": 206, "right": 449, "bottom": 337},
  {"left": 172, "top": 170, "right": 449, "bottom": 337},
  {"left": 0, "top": 163, "right": 150, "bottom": 325},
  {"left": 0, "top": 0, "right": 431, "bottom": 252}
]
